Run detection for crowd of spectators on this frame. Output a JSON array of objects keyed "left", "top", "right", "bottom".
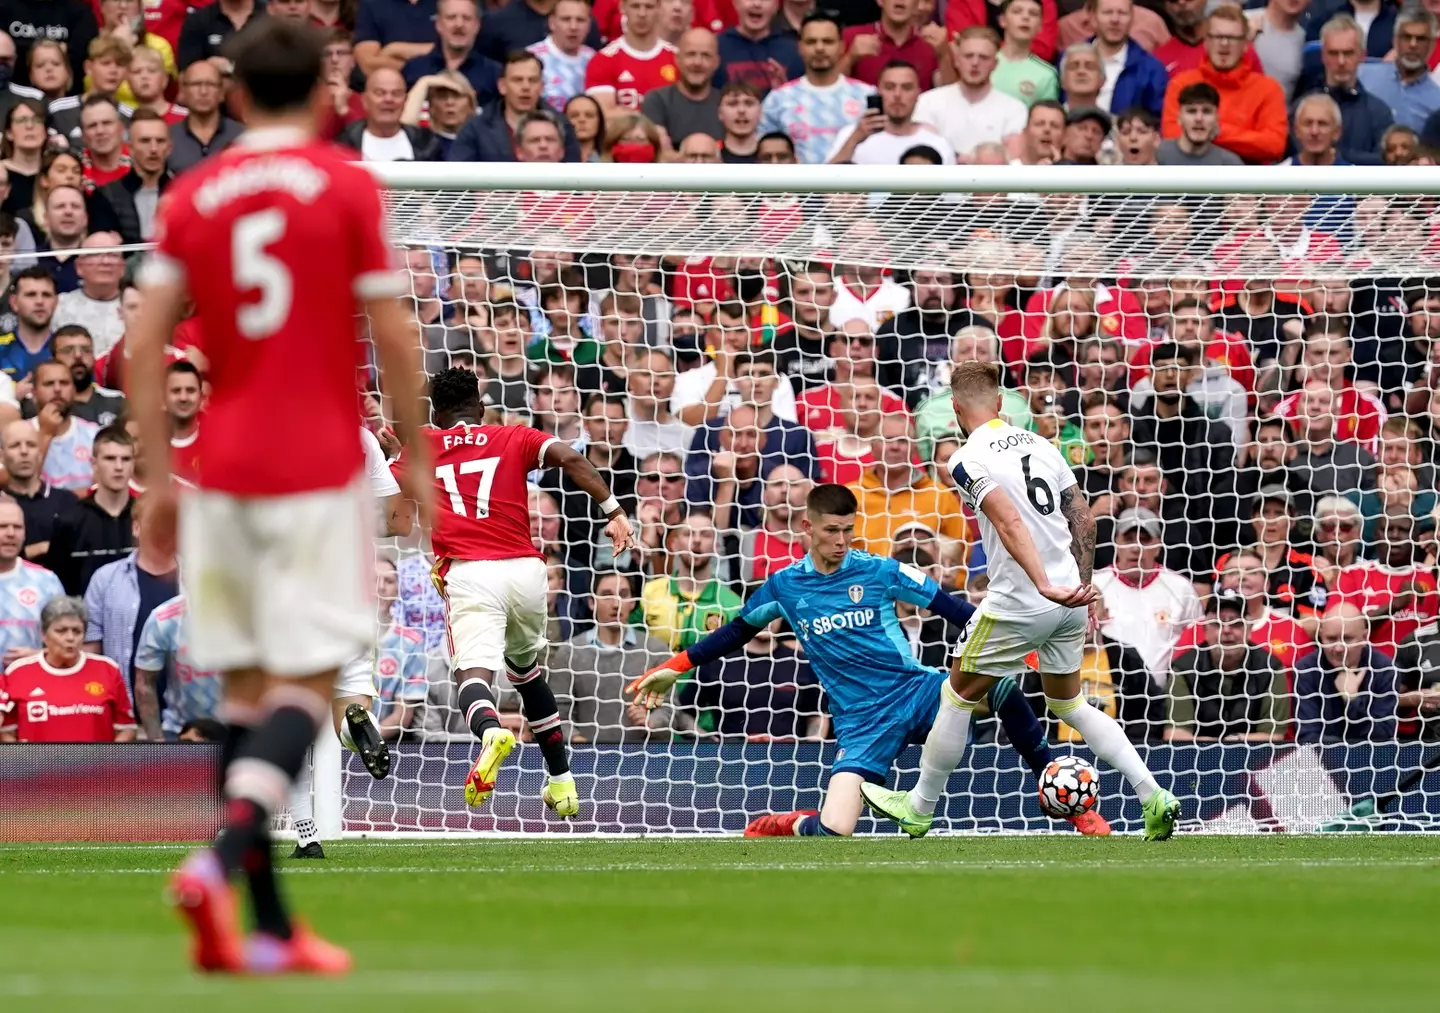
[{"left": 0, "top": 0, "right": 1438, "bottom": 753}]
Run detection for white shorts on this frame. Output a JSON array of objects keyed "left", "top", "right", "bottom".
[
  {"left": 335, "top": 652, "right": 376, "bottom": 700},
  {"left": 950, "top": 605, "right": 1086, "bottom": 678},
  {"left": 180, "top": 477, "right": 376, "bottom": 677},
  {"left": 435, "top": 556, "right": 547, "bottom": 673}
]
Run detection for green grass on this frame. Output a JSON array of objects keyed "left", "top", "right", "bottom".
[{"left": 0, "top": 836, "right": 1437, "bottom": 1012}]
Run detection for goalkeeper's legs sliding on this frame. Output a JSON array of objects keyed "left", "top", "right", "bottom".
[
  {"left": 172, "top": 669, "right": 350, "bottom": 975},
  {"left": 748, "top": 676, "right": 1108, "bottom": 837}
]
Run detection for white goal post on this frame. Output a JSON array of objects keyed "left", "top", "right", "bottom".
[{"left": 314, "top": 163, "right": 1440, "bottom": 837}]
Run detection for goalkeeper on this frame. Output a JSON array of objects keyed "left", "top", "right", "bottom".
[{"left": 629, "top": 483, "right": 1110, "bottom": 837}]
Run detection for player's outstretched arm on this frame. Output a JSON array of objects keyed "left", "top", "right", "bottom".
[
  {"left": 544, "top": 441, "right": 635, "bottom": 554},
  {"left": 626, "top": 617, "right": 764, "bottom": 709},
  {"left": 1058, "top": 485, "right": 1097, "bottom": 585},
  {"left": 368, "top": 297, "right": 433, "bottom": 527},
  {"left": 923, "top": 587, "right": 977, "bottom": 628},
  {"left": 979, "top": 486, "right": 1097, "bottom": 608}
]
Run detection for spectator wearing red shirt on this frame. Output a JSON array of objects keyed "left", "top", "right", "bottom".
[
  {"left": 947, "top": 0, "right": 1059, "bottom": 62},
  {"left": 1274, "top": 321, "right": 1386, "bottom": 454},
  {"left": 842, "top": 0, "right": 941, "bottom": 87},
  {"left": 739, "top": 464, "right": 810, "bottom": 581},
  {"left": 810, "top": 373, "right": 887, "bottom": 485},
  {"left": 1333, "top": 514, "right": 1440, "bottom": 655},
  {"left": 1174, "top": 548, "right": 1315, "bottom": 673},
  {"left": 585, "top": 0, "right": 680, "bottom": 112},
  {"left": 142, "top": 0, "right": 211, "bottom": 53},
  {"left": 1211, "top": 195, "right": 1346, "bottom": 288},
  {"left": 1160, "top": 3, "right": 1286, "bottom": 163},
  {"left": 0, "top": 596, "right": 135, "bottom": 742},
  {"left": 592, "top": 0, "right": 733, "bottom": 40},
  {"left": 79, "top": 96, "right": 130, "bottom": 190},
  {"left": 795, "top": 319, "right": 907, "bottom": 433},
  {"left": 165, "top": 360, "right": 202, "bottom": 486}
]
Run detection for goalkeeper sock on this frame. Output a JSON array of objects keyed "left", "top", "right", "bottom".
[
  {"left": 290, "top": 749, "right": 318, "bottom": 848},
  {"left": 1046, "top": 695, "right": 1159, "bottom": 802},
  {"left": 507, "top": 657, "right": 570, "bottom": 777},
  {"left": 457, "top": 676, "right": 501, "bottom": 741},
  {"left": 989, "top": 676, "right": 1052, "bottom": 777},
  {"left": 219, "top": 686, "right": 327, "bottom": 940},
  {"left": 909, "top": 681, "right": 976, "bottom": 816},
  {"left": 795, "top": 814, "right": 840, "bottom": 837}
]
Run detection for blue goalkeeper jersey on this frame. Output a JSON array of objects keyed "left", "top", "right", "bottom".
[{"left": 740, "top": 549, "right": 940, "bottom": 719}]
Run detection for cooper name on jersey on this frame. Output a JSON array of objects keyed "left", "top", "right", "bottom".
[
  {"left": 798, "top": 607, "right": 876, "bottom": 638},
  {"left": 193, "top": 156, "right": 328, "bottom": 215}
]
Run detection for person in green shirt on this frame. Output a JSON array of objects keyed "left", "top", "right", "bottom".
[
  {"left": 1021, "top": 358, "right": 1089, "bottom": 468},
  {"left": 639, "top": 510, "right": 743, "bottom": 652},
  {"left": 992, "top": 0, "right": 1060, "bottom": 107}
]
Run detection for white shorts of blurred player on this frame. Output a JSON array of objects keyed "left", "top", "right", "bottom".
[
  {"left": 180, "top": 476, "right": 376, "bottom": 677},
  {"left": 334, "top": 652, "right": 377, "bottom": 700},
  {"left": 434, "top": 556, "right": 548, "bottom": 672},
  {"left": 950, "top": 605, "right": 1087, "bottom": 677}
]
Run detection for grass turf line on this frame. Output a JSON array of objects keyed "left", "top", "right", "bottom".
[{"left": 0, "top": 837, "right": 1435, "bottom": 1013}]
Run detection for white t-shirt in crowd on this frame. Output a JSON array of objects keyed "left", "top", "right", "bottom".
[
  {"left": 827, "top": 275, "right": 912, "bottom": 331},
  {"left": 826, "top": 123, "right": 957, "bottom": 165},
  {"left": 52, "top": 290, "right": 124, "bottom": 357},
  {"left": 1093, "top": 564, "right": 1202, "bottom": 682},
  {"left": 913, "top": 83, "right": 1028, "bottom": 159},
  {"left": 670, "top": 364, "right": 798, "bottom": 423},
  {"left": 361, "top": 129, "right": 416, "bottom": 162},
  {"left": 1096, "top": 46, "right": 1127, "bottom": 111}
]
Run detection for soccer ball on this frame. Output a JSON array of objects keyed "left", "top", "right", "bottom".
[{"left": 1037, "top": 756, "right": 1100, "bottom": 819}]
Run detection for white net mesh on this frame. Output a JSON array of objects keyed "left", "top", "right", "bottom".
[{"left": 342, "top": 176, "right": 1440, "bottom": 836}]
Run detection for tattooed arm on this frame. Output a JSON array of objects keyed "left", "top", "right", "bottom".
[{"left": 1060, "top": 484, "right": 1096, "bottom": 585}]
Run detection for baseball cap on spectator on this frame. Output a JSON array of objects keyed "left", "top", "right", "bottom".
[
  {"left": 1209, "top": 587, "right": 1245, "bottom": 615},
  {"left": 429, "top": 69, "right": 474, "bottom": 97},
  {"left": 892, "top": 521, "right": 939, "bottom": 542},
  {"left": 1115, "top": 506, "right": 1162, "bottom": 538},
  {"left": 1252, "top": 484, "right": 1293, "bottom": 512},
  {"left": 1066, "top": 106, "right": 1113, "bottom": 134}
]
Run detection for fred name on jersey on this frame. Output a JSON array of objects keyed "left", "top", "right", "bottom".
[{"left": 440, "top": 427, "right": 490, "bottom": 452}]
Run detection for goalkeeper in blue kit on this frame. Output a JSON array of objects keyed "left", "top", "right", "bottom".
[{"left": 629, "top": 483, "right": 1110, "bottom": 837}]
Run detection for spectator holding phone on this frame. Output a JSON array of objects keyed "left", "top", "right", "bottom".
[{"left": 828, "top": 60, "right": 954, "bottom": 164}]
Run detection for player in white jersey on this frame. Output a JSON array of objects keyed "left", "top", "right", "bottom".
[
  {"left": 289, "top": 426, "right": 414, "bottom": 858},
  {"left": 862, "top": 361, "right": 1182, "bottom": 841}
]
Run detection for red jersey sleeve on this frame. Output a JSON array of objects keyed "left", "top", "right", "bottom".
[
  {"left": 343, "top": 164, "right": 406, "bottom": 302},
  {"left": 106, "top": 660, "right": 137, "bottom": 735},
  {"left": 519, "top": 425, "right": 558, "bottom": 470},
  {"left": 142, "top": 182, "right": 196, "bottom": 288}
]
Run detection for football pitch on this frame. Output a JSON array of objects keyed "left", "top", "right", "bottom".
[{"left": 1, "top": 836, "right": 1436, "bottom": 1012}]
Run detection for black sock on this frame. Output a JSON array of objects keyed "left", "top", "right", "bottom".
[
  {"left": 988, "top": 676, "right": 1052, "bottom": 778},
  {"left": 456, "top": 676, "right": 501, "bottom": 740},
  {"left": 218, "top": 702, "right": 322, "bottom": 941},
  {"left": 218, "top": 720, "right": 250, "bottom": 800},
  {"left": 507, "top": 658, "right": 569, "bottom": 777}
]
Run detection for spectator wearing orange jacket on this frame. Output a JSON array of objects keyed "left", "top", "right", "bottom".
[{"left": 1160, "top": 3, "right": 1286, "bottom": 163}]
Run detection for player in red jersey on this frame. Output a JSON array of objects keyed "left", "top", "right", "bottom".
[
  {"left": 0, "top": 597, "right": 136, "bottom": 742},
  {"left": 584, "top": 0, "right": 679, "bottom": 112},
  {"left": 128, "top": 21, "right": 431, "bottom": 977},
  {"left": 412, "top": 368, "right": 632, "bottom": 817}
]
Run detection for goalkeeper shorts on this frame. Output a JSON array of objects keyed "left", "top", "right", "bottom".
[
  {"left": 950, "top": 605, "right": 1086, "bottom": 678},
  {"left": 831, "top": 670, "right": 948, "bottom": 782}
]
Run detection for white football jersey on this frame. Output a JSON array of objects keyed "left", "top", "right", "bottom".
[{"left": 948, "top": 419, "right": 1080, "bottom": 616}]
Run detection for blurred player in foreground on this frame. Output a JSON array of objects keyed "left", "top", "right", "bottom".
[
  {"left": 130, "top": 20, "right": 431, "bottom": 974},
  {"left": 628, "top": 482, "right": 1111, "bottom": 838},
  {"left": 409, "top": 368, "right": 633, "bottom": 818},
  {"left": 861, "top": 361, "right": 1181, "bottom": 840}
]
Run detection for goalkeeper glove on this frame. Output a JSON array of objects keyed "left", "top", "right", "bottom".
[{"left": 626, "top": 651, "right": 692, "bottom": 710}]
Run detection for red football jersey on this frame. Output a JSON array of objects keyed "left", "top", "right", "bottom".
[
  {"left": 171, "top": 428, "right": 201, "bottom": 487},
  {"left": 145, "top": 131, "right": 403, "bottom": 496},
  {"left": 1333, "top": 562, "right": 1439, "bottom": 653},
  {"left": 1170, "top": 607, "right": 1314, "bottom": 670},
  {"left": 584, "top": 38, "right": 678, "bottom": 110},
  {"left": 1274, "top": 383, "right": 1386, "bottom": 455},
  {"left": 144, "top": 0, "right": 214, "bottom": 50},
  {"left": 0, "top": 653, "right": 135, "bottom": 742},
  {"left": 419, "top": 423, "right": 557, "bottom": 563}
]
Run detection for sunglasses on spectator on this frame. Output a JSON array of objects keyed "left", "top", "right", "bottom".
[
  {"left": 1317, "top": 519, "right": 1360, "bottom": 531},
  {"left": 1207, "top": 33, "right": 1246, "bottom": 44},
  {"left": 641, "top": 472, "right": 684, "bottom": 483}
]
